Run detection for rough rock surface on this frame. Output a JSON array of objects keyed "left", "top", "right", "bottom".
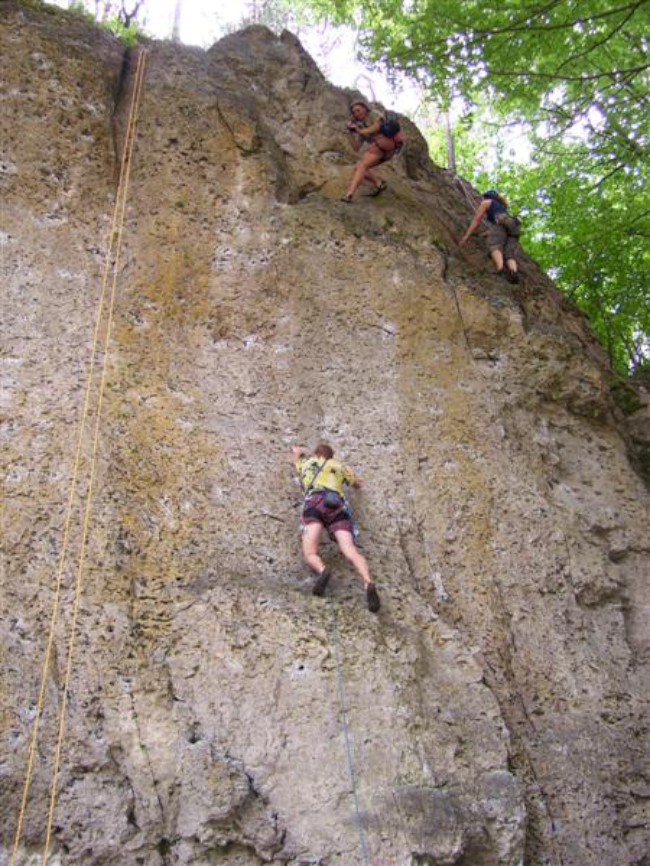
[{"left": 1, "top": 3, "right": 648, "bottom": 865}]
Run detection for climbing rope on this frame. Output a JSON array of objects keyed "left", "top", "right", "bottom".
[
  {"left": 456, "top": 176, "right": 482, "bottom": 211},
  {"left": 326, "top": 598, "right": 371, "bottom": 866},
  {"left": 10, "top": 47, "right": 148, "bottom": 866}
]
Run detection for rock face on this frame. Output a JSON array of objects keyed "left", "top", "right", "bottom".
[{"left": 1, "top": 3, "right": 649, "bottom": 865}]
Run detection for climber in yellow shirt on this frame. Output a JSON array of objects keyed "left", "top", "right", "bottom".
[{"left": 291, "top": 443, "right": 380, "bottom": 612}]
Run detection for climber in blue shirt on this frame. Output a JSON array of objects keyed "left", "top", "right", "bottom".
[{"left": 460, "top": 190, "right": 522, "bottom": 283}]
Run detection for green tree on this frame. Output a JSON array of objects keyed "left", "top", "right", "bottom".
[
  {"left": 237, "top": 0, "right": 296, "bottom": 28},
  {"left": 496, "top": 143, "right": 649, "bottom": 373},
  {"left": 423, "top": 98, "right": 649, "bottom": 373},
  {"left": 298, "top": 0, "right": 649, "bottom": 167},
  {"left": 64, "top": 0, "right": 145, "bottom": 26},
  {"left": 295, "top": 0, "right": 650, "bottom": 374}
]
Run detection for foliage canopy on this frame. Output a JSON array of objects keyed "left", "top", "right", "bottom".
[
  {"left": 302, "top": 0, "right": 649, "bottom": 168},
  {"left": 297, "top": 0, "right": 650, "bottom": 375},
  {"left": 42, "top": 0, "right": 649, "bottom": 374}
]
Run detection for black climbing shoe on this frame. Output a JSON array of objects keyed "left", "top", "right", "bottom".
[
  {"left": 312, "top": 568, "right": 331, "bottom": 597},
  {"left": 368, "top": 180, "right": 387, "bottom": 197},
  {"left": 366, "top": 583, "right": 380, "bottom": 613},
  {"left": 506, "top": 268, "right": 520, "bottom": 284}
]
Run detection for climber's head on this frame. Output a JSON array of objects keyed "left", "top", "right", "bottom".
[
  {"left": 483, "top": 190, "right": 509, "bottom": 208},
  {"left": 350, "top": 101, "right": 370, "bottom": 121},
  {"left": 314, "top": 443, "right": 334, "bottom": 460}
]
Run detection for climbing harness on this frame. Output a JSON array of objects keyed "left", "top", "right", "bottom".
[
  {"left": 11, "top": 48, "right": 148, "bottom": 866},
  {"left": 298, "top": 456, "right": 360, "bottom": 543}
]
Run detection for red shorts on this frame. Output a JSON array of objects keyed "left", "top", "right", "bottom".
[
  {"left": 368, "top": 134, "right": 396, "bottom": 162},
  {"left": 301, "top": 492, "right": 353, "bottom": 539}
]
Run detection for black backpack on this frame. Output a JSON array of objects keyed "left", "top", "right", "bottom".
[
  {"left": 380, "top": 111, "right": 401, "bottom": 138},
  {"left": 497, "top": 212, "right": 522, "bottom": 238},
  {"left": 502, "top": 215, "right": 522, "bottom": 238}
]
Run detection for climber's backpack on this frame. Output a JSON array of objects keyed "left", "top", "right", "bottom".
[
  {"left": 380, "top": 111, "right": 401, "bottom": 138},
  {"left": 497, "top": 213, "right": 522, "bottom": 238},
  {"left": 323, "top": 490, "right": 344, "bottom": 509}
]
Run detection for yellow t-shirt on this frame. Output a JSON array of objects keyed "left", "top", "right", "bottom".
[{"left": 296, "top": 456, "right": 357, "bottom": 497}]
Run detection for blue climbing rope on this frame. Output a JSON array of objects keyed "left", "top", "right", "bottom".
[{"left": 327, "top": 597, "right": 371, "bottom": 866}]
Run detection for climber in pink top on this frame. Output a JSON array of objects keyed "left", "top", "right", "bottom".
[{"left": 341, "top": 100, "right": 404, "bottom": 203}]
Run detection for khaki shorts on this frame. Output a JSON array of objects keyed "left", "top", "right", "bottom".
[{"left": 487, "top": 223, "right": 521, "bottom": 260}]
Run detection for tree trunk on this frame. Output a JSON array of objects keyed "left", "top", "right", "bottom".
[
  {"left": 444, "top": 110, "right": 456, "bottom": 174},
  {"left": 172, "top": 0, "right": 182, "bottom": 41}
]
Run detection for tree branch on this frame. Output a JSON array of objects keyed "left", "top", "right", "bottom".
[
  {"left": 555, "top": 4, "right": 642, "bottom": 71},
  {"left": 466, "top": 0, "right": 648, "bottom": 39},
  {"left": 486, "top": 63, "right": 649, "bottom": 83},
  {"left": 588, "top": 164, "right": 627, "bottom": 191}
]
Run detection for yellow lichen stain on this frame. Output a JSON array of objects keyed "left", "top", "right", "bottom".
[
  {"left": 95, "top": 214, "right": 228, "bottom": 655},
  {"left": 391, "top": 275, "right": 498, "bottom": 577}
]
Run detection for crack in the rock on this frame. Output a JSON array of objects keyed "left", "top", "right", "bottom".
[
  {"left": 482, "top": 577, "right": 566, "bottom": 866},
  {"left": 127, "top": 689, "right": 168, "bottom": 854},
  {"left": 110, "top": 46, "right": 134, "bottom": 179}
]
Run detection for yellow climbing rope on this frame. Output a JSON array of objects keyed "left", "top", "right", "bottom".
[{"left": 10, "top": 47, "right": 148, "bottom": 866}]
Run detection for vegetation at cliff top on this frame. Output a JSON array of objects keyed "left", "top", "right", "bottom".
[
  {"left": 290, "top": 0, "right": 649, "bottom": 378},
  {"left": 40, "top": 0, "right": 650, "bottom": 378}
]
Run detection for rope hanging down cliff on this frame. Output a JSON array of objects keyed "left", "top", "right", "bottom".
[
  {"left": 326, "top": 598, "right": 371, "bottom": 866},
  {"left": 11, "top": 47, "right": 148, "bottom": 866},
  {"left": 326, "top": 602, "right": 416, "bottom": 864}
]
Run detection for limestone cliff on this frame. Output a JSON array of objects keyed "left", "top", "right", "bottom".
[{"left": 1, "top": 3, "right": 648, "bottom": 865}]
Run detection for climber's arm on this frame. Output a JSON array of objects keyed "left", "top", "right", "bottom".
[{"left": 459, "top": 199, "right": 490, "bottom": 246}]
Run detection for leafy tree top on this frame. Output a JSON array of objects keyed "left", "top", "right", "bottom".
[{"left": 303, "top": 0, "right": 649, "bottom": 166}]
